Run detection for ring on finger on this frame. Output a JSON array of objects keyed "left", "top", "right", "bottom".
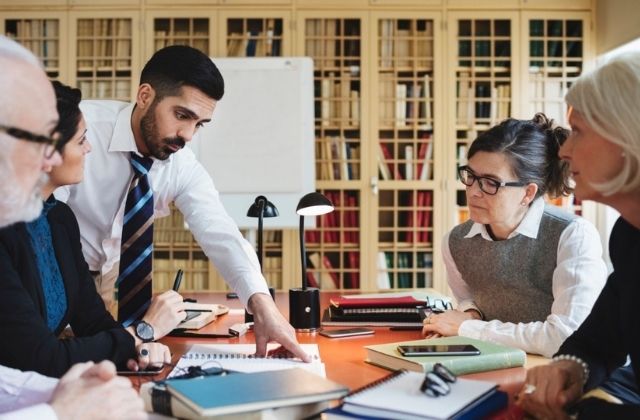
[
  {"left": 139, "top": 348, "right": 149, "bottom": 357},
  {"left": 523, "top": 383, "right": 536, "bottom": 395}
]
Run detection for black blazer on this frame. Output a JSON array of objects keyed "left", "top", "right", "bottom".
[
  {"left": 558, "top": 217, "right": 640, "bottom": 416},
  {"left": 0, "top": 199, "right": 135, "bottom": 377}
]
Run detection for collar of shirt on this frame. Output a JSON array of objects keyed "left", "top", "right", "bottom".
[
  {"left": 463, "top": 197, "right": 545, "bottom": 241},
  {"left": 108, "top": 104, "right": 138, "bottom": 154}
]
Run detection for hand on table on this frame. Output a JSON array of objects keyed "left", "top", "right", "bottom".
[
  {"left": 249, "top": 292, "right": 312, "bottom": 362},
  {"left": 49, "top": 361, "right": 145, "bottom": 420},
  {"left": 421, "top": 309, "right": 476, "bottom": 337},
  {"left": 126, "top": 342, "right": 172, "bottom": 372},
  {"left": 517, "top": 361, "right": 585, "bottom": 420}
]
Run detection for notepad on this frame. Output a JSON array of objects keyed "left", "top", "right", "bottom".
[
  {"left": 341, "top": 369, "right": 504, "bottom": 420},
  {"left": 168, "top": 343, "right": 326, "bottom": 378}
]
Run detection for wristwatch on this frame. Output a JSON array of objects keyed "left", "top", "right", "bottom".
[{"left": 134, "top": 320, "right": 155, "bottom": 343}]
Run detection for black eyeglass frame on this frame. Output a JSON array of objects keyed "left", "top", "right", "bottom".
[
  {"left": 0, "top": 124, "right": 59, "bottom": 158},
  {"left": 457, "top": 165, "right": 527, "bottom": 195},
  {"left": 420, "top": 362, "right": 457, "bottom": 397}
]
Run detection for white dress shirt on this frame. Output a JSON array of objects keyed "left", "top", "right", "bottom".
[
  {"left": 442, "top": 198, "right": 607, "bottom": 357},
  {"left": 0, "top": 365, "right": 57, "bottom": 420},
  {"left": 55, "top": 100, "right": 269, "bottom": 307}
]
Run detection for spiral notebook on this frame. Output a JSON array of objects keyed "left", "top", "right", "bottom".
[
  {"left": 168, "top": 344, "right": 326, "bottom": 378},
  {"left": 341, "top": 369, "right": 504, "bottom": 420}
]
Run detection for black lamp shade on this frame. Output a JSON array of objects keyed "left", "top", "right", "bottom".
[
  {"left": 296, "top": 192, "right": 334, "bottom": 216},
  {"left": 247, "top": 195, "right": 279, "bottom": 218}
]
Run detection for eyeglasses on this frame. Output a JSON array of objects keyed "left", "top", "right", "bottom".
[
  {"left": 0, "top": 124, "right": 60, "bottom": 158},
  {"left": 457, "top": 165, "right": 526, "bottom": 195},
  {"left": 420, "top": 363, "right": 457, "bottom": 397},
  {"left": 426, "top": 298, "right": 453, "bottom": 314}
]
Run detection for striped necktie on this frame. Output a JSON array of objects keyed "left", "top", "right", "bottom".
[{"left": 117, "top": 152, "right": 154, "bottom": 327}]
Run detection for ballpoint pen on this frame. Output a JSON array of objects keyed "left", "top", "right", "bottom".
[{"left": 172, "top": 269, "right": 184, "bottom": 292}]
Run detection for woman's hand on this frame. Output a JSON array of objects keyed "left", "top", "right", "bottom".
[
  {"left": 127, "top": 342, "right": 171, "bottom": 371},
  {"left": 517, "top": 361, "right": 585, "bottom": 419},
  {"left": 421, "top": 309, "right": 475, "bottom": 337}
]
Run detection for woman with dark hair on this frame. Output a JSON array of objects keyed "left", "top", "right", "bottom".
[
  {"left": 0, "top": 81, "right": 170, "bottom": 377},
  {"left": 422, "top": 113, "right": 607, "bottom": 358}
]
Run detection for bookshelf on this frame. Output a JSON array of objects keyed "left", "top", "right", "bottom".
[
  {"left": 1, "top": 1, "right": 596, "bottom": 295},
  {"left": 0, "top": 12, "right": 68, "bottom": 80},
  {"left": 372, "top": 13, "right": 441, "bottom": 291},
  {"left": 448, "top": 13, "right": 517, "bottom": 227},
  {"left": 69, "top": 12, "right": 140, "bottom": 101},
  {"left": 297, "top": 12, "right": 368, "bottom": 290}
]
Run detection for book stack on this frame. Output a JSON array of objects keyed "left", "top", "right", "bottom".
[{"left": 322, "top": 295, "right": 430, "bottom": 327}]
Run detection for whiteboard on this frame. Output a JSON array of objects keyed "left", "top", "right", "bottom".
[{"left": 190, "top": 57, "right": 315, "bottom": 228}]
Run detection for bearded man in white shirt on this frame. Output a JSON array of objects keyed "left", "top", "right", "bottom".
[
  {"left": 56, "top": 45, "right": 310, "bottom": 361},
  {"left": 0, "top": 36, "right": 145, "bottom": 420}
]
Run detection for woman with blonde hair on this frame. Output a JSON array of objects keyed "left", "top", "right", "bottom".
[{"left": 519, "top": 51, "right": 640, "bottom": 418}]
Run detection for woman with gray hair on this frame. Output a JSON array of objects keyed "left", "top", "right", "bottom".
[{"left": 519, "top": 51, "right": 640, "bottom": 419}]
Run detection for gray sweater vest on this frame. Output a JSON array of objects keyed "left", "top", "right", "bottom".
[{"left": 449, "top": 204, "right": 576, "bottom": 323}]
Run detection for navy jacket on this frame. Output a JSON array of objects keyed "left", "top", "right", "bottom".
[{"left": 0, "top": 199, "right": 135, "bottom": 377}]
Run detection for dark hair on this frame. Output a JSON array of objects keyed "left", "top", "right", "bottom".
[
  {"left": 467, "top": 113, "right": 572, "bottom": 198},
  {"left": 140, "top": 45, "right": 224, "bottom": 101},
  {"left": 52, "top": 80, "right": 82, "bottom": 152}
]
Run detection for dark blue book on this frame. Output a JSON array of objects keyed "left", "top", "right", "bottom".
[{"left": 165, "top": 368, "right": 348, "bottom": 417}]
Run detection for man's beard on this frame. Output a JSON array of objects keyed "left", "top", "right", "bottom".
[
  {"left": 0, "top": 171, "right": 46, "bottom": 228},
  {"left": 140, "top": 101, "right": 185, "bottom": 161}
]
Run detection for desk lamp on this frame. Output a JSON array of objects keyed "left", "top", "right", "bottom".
[
  {"left": 245, "top": 195, "right": 279, "bottom": 322},
  {"left": 289, "top": 192, "right": 334, "bottom": 331}
]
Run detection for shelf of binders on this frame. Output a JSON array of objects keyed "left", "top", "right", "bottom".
[
  {"left": 70, "top": 13, "right": 139, "bottom": 101},
  {"left": 2, "top": 17, "right": 63, "bottom": 79}
]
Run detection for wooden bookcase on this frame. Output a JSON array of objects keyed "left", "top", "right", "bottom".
[{"left": 1, "top": 1, "right": 596, "bottom": 295}]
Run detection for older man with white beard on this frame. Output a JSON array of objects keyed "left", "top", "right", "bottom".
[{"left": 0, "top": 36, "right": 145, "bottom": 420}]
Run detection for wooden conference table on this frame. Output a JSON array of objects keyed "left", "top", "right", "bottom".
[{"left": 151, "top": 291, "right": 547, "bottom": 403}]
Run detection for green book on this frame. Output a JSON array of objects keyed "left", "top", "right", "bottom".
[{"left": 365, "top": 336, "right": 526, "bottom": 376}]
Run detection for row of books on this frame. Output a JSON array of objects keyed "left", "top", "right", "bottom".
[
  {"left": 152, "top": 257, "right": 209, "bottom": 292},
  {"left": 305, "top": 191, "right": 359, "bottom": 245},
  {"left": 77, "top": 79, "right": 130, "bottom": 101},
  {"left": 457, "top": 72, "right": 511, "bottom": 127},
  {"left": 76, "top": 19, "right": 131, "bottom": 71},
  {"left": 376, "top": 251, "right": 433, "bottom": 289},
  {"left": 154, "top": 211, "right": 193, "bottom": 244},
  {"left": 306, "top": 251, "right": 360, "bottom": 290},
  {"left": 305, "top": 19, "right": 360, "bottom": 62},
  {"left": 5, "top": 19, "right": 59, "bottom": 68},
  {"left": 378, "top": 134, "right": 433, "bottom": 181},
  {"left": 317, "top": 72, "right": 360, "bottom": 128},
  {"left": 378, "top": 75, "right": 433, "bottom": 129},
  {"left": 153, "top": 31, "right": 208, "bottom": 55},
  {"left": 316, "top": 137, "right": 360, "bottom": 181},
  {"left": 379, "top": 19, "right": 434, "bottom": 69},
  {"left": 227, "top": 30, "right": 281, "bottom": 57}
]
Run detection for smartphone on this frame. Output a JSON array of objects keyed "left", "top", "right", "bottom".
[
  {"left": 319, "top": 328, "right": 375, "bottom": 338},
  {"left": 397, "top": 344, "right": 481, "bottom": 357},
  {"left": 117, "top": 366, "right": 164, "bottom": 376}
]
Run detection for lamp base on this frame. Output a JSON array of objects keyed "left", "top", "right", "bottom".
[{"left": 289, "top": 288, "right": 321, "bottom": 331}]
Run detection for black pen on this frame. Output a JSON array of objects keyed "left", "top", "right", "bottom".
[{"left": 172, "top": 269, "right": 184, "bottom": 291}]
